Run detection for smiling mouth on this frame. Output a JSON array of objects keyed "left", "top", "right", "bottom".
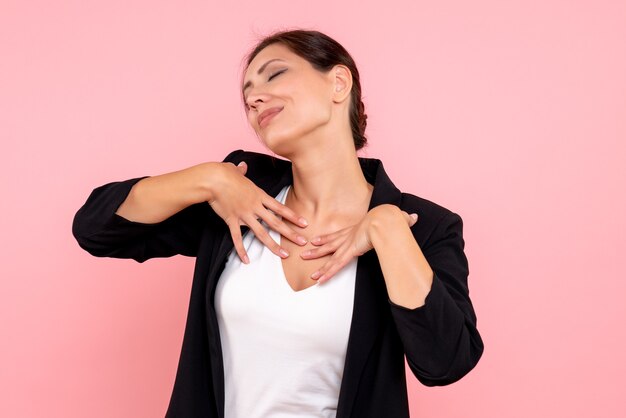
[{"left": 259, "top": 108, "right": 283, "bottom": 127}]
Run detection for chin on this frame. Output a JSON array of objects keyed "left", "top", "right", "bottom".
[
  {"left": 258, "top": 116, "right": 324, "bottom": 157},
  {"left": 259, "top": 128, "right": 299, "bottom": 157}
]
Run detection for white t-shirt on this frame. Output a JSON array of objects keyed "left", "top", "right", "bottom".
[{"left": 215, "top": 184, "right": 357, "bottom": 418}]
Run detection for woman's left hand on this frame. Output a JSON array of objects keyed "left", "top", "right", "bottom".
[{"left": 305, "top": 205, "right": 418, "bottom": 284}]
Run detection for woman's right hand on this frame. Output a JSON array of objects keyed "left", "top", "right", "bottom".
[{"left": 205, "top": 160, "right": 308, "bottom": 264}]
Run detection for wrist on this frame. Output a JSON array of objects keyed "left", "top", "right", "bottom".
[
  {"left": 189, "top": 162, "right": 224, "bottom": 204},
  {"left": 367, "top": 205, "right": 406, "bottom": 246}
]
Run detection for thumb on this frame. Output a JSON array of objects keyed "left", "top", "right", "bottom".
[
  {"left": 237, "top": 161, "right": 247, "bottom": 173},
  {"left": 401, "top": 210, "right": 418, "bottom": 226}
]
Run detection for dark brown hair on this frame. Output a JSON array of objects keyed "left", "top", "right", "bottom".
[{"left": 241, "top": 28, "right": 368, "bottom": 151}]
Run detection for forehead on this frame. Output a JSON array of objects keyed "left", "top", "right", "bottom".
[{"left": 244, "top": 44, "right": 296, "bottom": 77}]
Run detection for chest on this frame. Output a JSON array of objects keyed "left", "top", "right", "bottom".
[
  {"left": 215, "top": 225, "right": 358, "bottom": 347},
  {"left": 274, "top": 225, "right": 334, "bottom": 292},
  {"left": 276, "top": 184, "right": 371, "bottom": 292}
]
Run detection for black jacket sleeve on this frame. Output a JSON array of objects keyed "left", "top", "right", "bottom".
[
  {"left": 387, "top": 211, "right": 484, "bottom": 386},
  {"left": 71, "top": 149, "right": 244, "bottom": 263}
]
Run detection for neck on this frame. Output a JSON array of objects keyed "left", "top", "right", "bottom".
[{"left": 285, "top": 143, "right": 374, "bottom": 224}]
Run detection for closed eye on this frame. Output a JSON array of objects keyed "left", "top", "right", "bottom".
[
  {"left": 244, "top": 69, "right": 287, "bottom": 112},
  {"left": 269, "top": 69, "right": 286, "bottom": 81}
]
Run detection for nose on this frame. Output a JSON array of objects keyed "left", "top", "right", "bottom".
[
  {"left": 247, "top": 98, "right": 263, "bottom": 112},
  {"left": 245, "top": 88, "right": 270, "bottom": 111}
]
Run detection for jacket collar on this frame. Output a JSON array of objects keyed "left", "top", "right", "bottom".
[
  {"left": 259, "top": 154, "right": 403, "bottom": 213},
  {"left": 209, "top": 153, "right": 402, "bottom": 418}
]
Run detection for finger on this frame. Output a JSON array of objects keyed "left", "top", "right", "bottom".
[
  {"left": 263, "top": 195, "right": 309, "bottom": 228},
  {"left": 237, "top": 161, "right": 247, "bottom": 174},
  {"left": 300, "top": 241, "right": 338, "bottom": 259},
  {"left": 401, "top": 210, "right": 418, "bottom": 226},
  {"left": 315, "top": 251, "right": 350, "bottom": 284},
  {"left": 244, "top": 214, "right": 289, "bottom": 259},
  {"left": 300, "top": 231, "right": 346, "bottom": 259},
  {"left": 310, "top": 225, "right": 353, "bottom": 246},
  {"left": 259, "top": 208, "right": 308, "bottom": 247},
  {"left": 227, "top": 220, "right": 249, "bottom": 264},
  {"left": 313, "top": 245, "right": 346, "bottom": 280}
]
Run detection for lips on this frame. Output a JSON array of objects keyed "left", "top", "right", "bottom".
[{"left": 258, "top": 106, "right": 283, "bottom": 127}]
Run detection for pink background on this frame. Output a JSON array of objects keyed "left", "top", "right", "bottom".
[{"left": 2, "top": 1, "right": 625, "bottom": 417}]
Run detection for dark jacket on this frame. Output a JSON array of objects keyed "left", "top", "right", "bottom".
[{"left": 72, "top": 148, "right": 484, "bottom": 418}]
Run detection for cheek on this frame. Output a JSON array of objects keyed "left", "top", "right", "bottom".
[{"left": 290, "top": 91, "right": 332, "bottom": 123}]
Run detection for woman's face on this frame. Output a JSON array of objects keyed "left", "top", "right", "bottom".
[{"left": 242, "top": 43, "right": 340, "bottom": 155}]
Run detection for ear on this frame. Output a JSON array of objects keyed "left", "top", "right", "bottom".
[{"left": 330, "top": 64, "right": 352, "bottom": 103}]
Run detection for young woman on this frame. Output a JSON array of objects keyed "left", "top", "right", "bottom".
[{"left": 73, "top": 29, "right": 484, "bottom": 418}]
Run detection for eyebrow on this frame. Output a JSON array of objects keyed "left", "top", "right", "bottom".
[{"left": 242, "top": 58, "right": 286, "bottom": 97}]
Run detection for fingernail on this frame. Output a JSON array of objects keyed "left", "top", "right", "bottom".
[
  {"left": 297, "top": 235, "right": 307, "bottom": 245},
  {"left": 410, "top": 213, "right": 418, "bottom": 220},
  {"left": 301, "top": 250, "right": 311, "bottom": 257},
  {"left": 280, "top": 248, "right": 289, "bottom": 257},
  {"left": 311, "top": 270, "right": 320, "bottom": 279},
  {"left": 299, "top": 217, "right": 308, "bottom": 226},
  {"left": 243, "top": 254, "right": 250, "bottom": 264}
]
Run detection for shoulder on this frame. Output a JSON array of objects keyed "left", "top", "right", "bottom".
[
  {"left": 398, "top": 191, "right": 464, "bottom": 247},
  {"left": 223, "top": 148, "right": 280, "bottom": 164},
  {"left": 399, "top": 192, "right": 455, "bottom": 225},
  {"left": 222, "top": 149, "right": 287, "bottom": 175}
]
